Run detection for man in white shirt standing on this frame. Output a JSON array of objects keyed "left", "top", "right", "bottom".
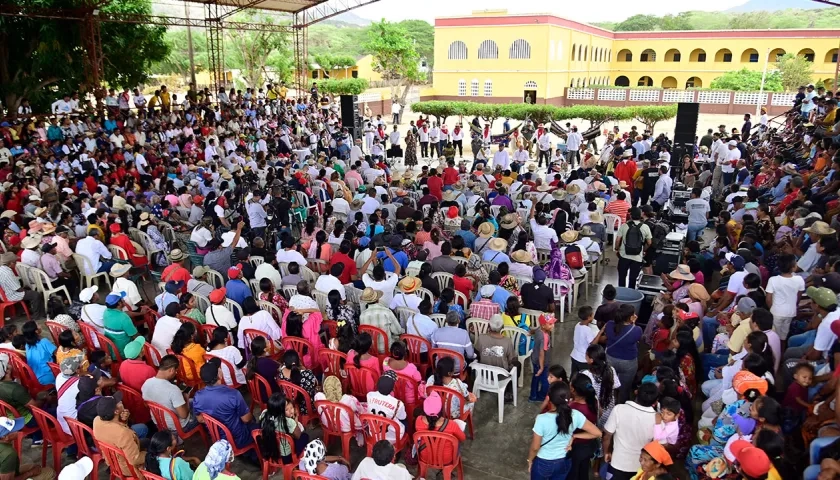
[
  {"left": 711, "top": 133, "right": 726, "bottom": 195},
  {"left": 566, "top": 126, "right": 583, "bottom": 168},
  {"left": 428, "top": 123, "right": 441, "bottom": 159},
  {"left": 492, "top": 143, "right": 510, "bottom": 171},
  {"left": 603, "top": 383, "right": 658, "bottom": 479},
  {"left": 632, "top": 136, "right": 647, "bottom": 161},
  {"left": 723, "top": 140, "right": 741, "bottom": 187},
  {"left": 537, "top": 126, "right": 552, "bottom": 168},
  {"left": 651, "top": 165, "right": 673, "bottom": 211},
  {"left": 391, "top": 101, "right": 401, "bottom": 125},
  {"left": 246, "top": 191, "right": 268, "bottom": 238}
]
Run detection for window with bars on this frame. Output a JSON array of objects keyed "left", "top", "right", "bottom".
[
  {"left": 509, "top": 39, "right": 531, "bottom": 59},
  {"left": 471, "top": 80, "right": 479, "bottom": 96},
  {"left": 484, "top": 80, "right": 493, "bottom": 96},
  {"left": 458, "top": 80, "right": 466, "bottom": 97},
  {"left": 525, "top": 81, "right": 537, "bottom": 89},
  {"left": 478, "top": 40, "right": 499, "bottom": 59},
  {"left": 448, "top": 41, "right": 468, "bottom": 60}
]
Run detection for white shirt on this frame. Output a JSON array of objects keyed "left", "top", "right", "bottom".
[
  {"left": 571, "top": 322, "right": 599, "bottom": 362},
  {"left": 566, "top": 132, "right": 583, "bottom": 151},
  {"left": 190, "top": 226, "right": 213, "bottom": 248},
  {"left": 604, "top": 401, "right": 656, "bottom": 472},
  {"left": 365, "top": 392, "right": 405, "bottom": 442},
  {"left": 56, "top": 373, "right": 81, "bottom": 434},
  {"left": 332, "top": 197, "right": 350, "bottom": 217},
  {"left": 208, "top": 346, "right": 246, "bottom": 385},
  {"left": 237, "top": 310, "right": 282, "bottom": 348},
  {"left": 351, "top": 458, "right": 412, "bottom": 480},
  {"left": 538, "top": 132, "right": 551, "bottom": 151},
  {"left": 815, "top": 310, "right": 840, "bottom": 359},
  {"left": 391, "top": 103, "right": 401, "bottom": 115},
  {"left": 362, "top": 272, "right": 400, "bottom": 307},
  {"left": 205, "top": 305, "right": 237, "bottom": 329},
  {"left": 275, "top": 248, "right": 307, "bottom": 267},
  {"left": 151, "top": 316, "right": 182, "bottom": 355},
  {"left": 389, "top": 292, "right": 422, "bottom": 311},
  {"left": 361, "top": 197, "right": 380, "bottom": 216},
  {"left": 254, "top": 263, "right": 283, "bottom": 291},
  {"left": 75, "top": 236, "right": 112, "bottom": 275},
  {"left": 389, "top": 131, "right": 400, "bottom": 145},
  {"left": 111, "top": 277, "right": 142, "bottom": 311},
  {"left": 766, "top": 274, "right": 805, "bottom": 318},
  {"left": 315, "top": 274, "right": 346, "bottom": 300},
  {"left": 529, "top": 218, "right": 559, "bottom": 250},
  {"left": 492, "top": 150, "right": 510, "bottom": 170},
  {"left": 246, "top": 201, "right": 267, "bottom": 228},
  {"left": 512, "top": 149, "right": 529, "bottom": 164},
  {"left": 52, "top": 99, "right": 72, "bottom": 114},
  {"left": 429, "top": 127, "right": 440, "bottom": 143},
  {"left": 722, "top": 147, "right": 740, "bottom": 173}
]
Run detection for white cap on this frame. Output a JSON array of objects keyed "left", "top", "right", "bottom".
[
  {"left": 79, "top": 286, "right": 98, "bottom": 303},
  {"left": 480, "top": 285, "right": 495, "bottom": 298},
  {"left": 59, "top": 457, "right": 94, "bottom": 480},
  {"left": 728, "top": 140, "right": 737, "bottom": 146}
]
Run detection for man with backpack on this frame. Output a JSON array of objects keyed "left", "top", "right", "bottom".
[{"left": 615, "top": 207, "right": 652, "bottom": 288}]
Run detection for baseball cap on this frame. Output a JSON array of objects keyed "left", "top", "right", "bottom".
[
  {"left": 60, "top": 356, "right": 82, "bottom": 375},
  {"left": 79, "top": 286, "right": 98, "bottom": 303},
  {"left": 96, "top": 394, "right": 123, "bottom": 418},
  {"left": 423, "top": 392, "right": 442, "bottom": 416},
  {"left": 200, "top": 358, "right": 221, "bottom": 384},
  {"left": 377, "top": 370, "right": 397, "bottom": 395},
  {"left": 123, "top": 337, "right": 146, "bottom": 360},
  {"left": 808, "top": 286, "right": 838, "bottom": 309},
  {"left": 164, "top": 280, "right": 184, "bottom": 294},
  {"left": 736, "top": 297, "right": 756, "bottom": 316},
  {"left": 105, "top": 291, "right": 126, "bottom": 307},
  {"left": 0, "top": 416, "right": 25, "bottom": 438},
  {"left": 59, "top": 457, "right": 95, "bottom": 480},
  {"left": 730, "top": 440, "right": 771, "bottom": 478},
  {"left": 539, "top": 314, "right": 557, "bottom": 327}
]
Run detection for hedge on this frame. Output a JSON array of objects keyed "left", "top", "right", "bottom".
[
  {"left": 410, "top": 101, "right": 678, "bottom": 129},
  {"left": 314, "top": 78, "right": 370, "bottom": 96}
]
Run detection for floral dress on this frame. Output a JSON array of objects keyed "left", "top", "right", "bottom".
[
  {"left": 405, "top": 132, "right": 418, "bottom": 168},
  {"left": 327, "top": 304, "right": 358, "bottom": 336},
  {"left": 680, "top": 354, "right": 697, "bottom": 397},
  {"left": 145, "top": 225, "right": 171, "bottom": 268},
  {"left": 259, "top": 291, "right": 289, "bottom": 323},
  {"left": 499, "top": 275, "right": 520, "bottom": 297},
  {"left": 278, "top": 367, "right": 319, "bottom": 415}
]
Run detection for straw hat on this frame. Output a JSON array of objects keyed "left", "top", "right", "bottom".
[
  {"left": 398, "top": 277, "right": 421, "bottom": 293},
  {"left": 360, "top": 288, "right": 383, "bottom": 303},
  {"left": 0, "top": 210, "right": 15, "bottom": 220},
  {"left": 668, "top": 264, "right": 695, "bottom": 281},
  {"left": 589, "top": 211, "right": 603, "bottom": 223},
  {"left": 500, "top": 214, "right": 518, "bottom": 229},
  {"left": 527, "top": 164, "right": 536, "bottom": 172},
  {"left": 566, "top": 184, "right": 580, "bottom": 195},
  {"left": 487, "top": 238, "right": 508, "bottom": 252},
  {"left": 34, "top": 207, "right": 47, "bottom": 216},
  {"left": 511, "top": 250, "right": 532, "bottom": 263},
  {"left": 551, "top": 190, "right": 567, "bottom": 200},
  {"left": 688, "top": 283, "right": 711, "bottom": 302},
  {"left": 110, "top": 263, "right": 132, "bottom": 278},
  {"left": 560, "top": 230, "right": 579, "bottom": 243},
  {"left": 169, "top": 249, "right": 186, "bottom": 262},
  {"left": 618, "top": 181, "right": 629, "bottom": 189},
  {"left": 137, "top": 212, "right": 152, "bottom": 227},
  {"left": 443, "top": 191, "right": 459, "bottom": 202},
  {"left": 477, "top": 222, "right": 495, "bottom": 238},
  {"left": 350, "top": 199, "right": 363, "bottom": 209},
  {"left": 580, "top": 225, "right": 596, "bottom": 237},
  {"left": 21, "top": 236, "right": 40, "bottom": 249},
  {"left": 804, "top": 221, "right": 836, "bottom": 236},
  {"left": 536, "top": 185, "right": 552, "bottom": 192},
  {"left": 41, "top": 223, "right": 56, "bottom": 235}
]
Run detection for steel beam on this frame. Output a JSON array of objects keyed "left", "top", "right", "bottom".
[{"left": 297, "top": 0, "right": 380, "bottom": 27}]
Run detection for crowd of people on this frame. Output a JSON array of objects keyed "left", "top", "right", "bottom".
[{"left": 0, "top": 78, "right": 837, "bottom": 480}]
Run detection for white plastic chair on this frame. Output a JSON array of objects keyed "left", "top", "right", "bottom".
[
  {"left": 281, "top": 285, "right": 298, "bottom": 300},
  {"left": 416, "top": 287, "right": 435, "bottom": 305},
  {"left": 544, "top": 279, "right": 572, "bottom": 323},
  {"left": 519, "top": 308, "right": 543, "bottom": 329},
  {"left": 431, "top": 272, "right": 454, "bottom": 292},
  {"left": 422, "top": 204, "right": 431, "bottom": 217},
  {"left": 395, "top": 307, "right": 416, "bottom": 328},
  {"left": 405, "top": 264, "right": 421, "bottom": 278},
  {"left": 571, "top": 271, "right": 589, "bottom": 309},
  {"left": 603, "top": 213, "right": 622, "bottom": 251},
  {"left": 192, "top": 292, "right": 211, "bottom": 312},
  {"left": 501, "top": 326, "right": 532, "bottom": 387},
  {"left": 249, "top": 256, "right": 265, "bottom": 267},
  {"left": 313, "top": 290, "right": 330, "bottom": 314},
  {"left": 205, "top": 270, "right": 225, "bottom": 289},
  {"left": 277, "top": 262, "right": 290, "bottom": 276},
  {"left": 472, "top": 363, "right": 517, "bottom": 423},
  {"left": 257, "top": 300, "right": 284, "bottom": 322},
  {"left": 513, "top": 275, "right": 531, "bottom": 291},
  {"left": 30, "top": 268, "right": 72, "bottom": 306},
  {"left": 136, "top": 230, "right": 163, "bottom": 265},
  {"left": 430, "top": 314, "right": 448, "bottom": 328},
  {"left": 465, "top": 318, "right": 490, "bottom": 344},
  {"left": 451, "top": 257, "right": 469, "bottom": 267},
  {"left": 536, "top": 249, "right": 551, "bottom": 265},
  {"left": 248, "top": 279, "right": 261, "bottom": 297},
  {"left": 72, "top": 254, "right": 112, "bottom": 290},
  {"left": 490, "top": 205, "right": 503, "bottom": 217},
  {"left": 224, "top": 299, "right": 244, "bottom": 319},
  {"left": 482, "top": 261, "right": 499, "bottom": 272},
  {"left": 453, "top": 290, "right": 469, "bottom": 309}
]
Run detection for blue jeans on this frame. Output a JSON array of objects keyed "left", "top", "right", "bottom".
[
  {"left": 131, "top": 423, "right": 149, "bottom": 439},
  {"left": 789, "top": 330, "right": 817, "bottom": 348},
  {"left": 687, "top": 223, "right": 706, "bottom": 242},
  {"left": 805, "top": 435, "right": 840, "bottom": 480},
  {"left": 97, "top": 260, "right": 116, "bottom": 273},
  {"left": 531, "top": 456, "right": 571, "bottom": 480},
  {"left": 702, "top": 316, "right": 719, "bottom": 350},
  {"left": 722, "top": 171, "right": 733, "bottom": 187},
  {"left": 702, "top": 353, "right": 729, "bottom": 381},
  {"left": 530, "top": 360, "right": 549, "bottom": 401}
]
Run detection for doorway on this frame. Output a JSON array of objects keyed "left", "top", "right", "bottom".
[{"left": 523, "top": 90, "right": 536, "bottom": 104}]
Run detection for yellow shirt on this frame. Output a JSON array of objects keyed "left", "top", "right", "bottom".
[
  {"left": 280, "top": 87, "right": 288, "bottom": 98},
  {"left": 160, "top": 91, "right": 171, "bottom": 107},
  {"left": 825, "top": 109, "right": 837, "bottom": 126},
  {"left": 727, "top": 317, "right": 752, "bottom": 354},
  {"left": 267, "top": 89, "right": 277, "bottom": 100}
]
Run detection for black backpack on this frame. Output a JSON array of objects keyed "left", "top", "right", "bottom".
[{"left": 624, "top": 221, "right": 644, "bottom": 256}]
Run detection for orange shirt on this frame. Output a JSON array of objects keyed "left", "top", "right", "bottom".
[{"left": 160, "top": 264, "right": 191, "bottom": 293}]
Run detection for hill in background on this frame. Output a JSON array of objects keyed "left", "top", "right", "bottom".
[
  {"left": 594, "top": 6, "right": 837, "bottom": 31},
  {"left": 726, "top": 0, "right": 821, "bottom": 12}
]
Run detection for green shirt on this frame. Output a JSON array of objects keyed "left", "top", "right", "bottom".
[
  {"left": 617, "top": 220, "right": 652, "bottom": 263},
  {"left": 193, "top": 463, "right": 240, "bottom": 480},
  {"left": 0, "top": 442, "right": 18, "bottom": 475},
  {"left": 102, "top": 308, "right": 138, "bottom": 358},
  {"left": 157, "top": 456, "right": 195, "bottom": 480},
  {"left": 0, "top": 381, "right": 33, "bottom": 423}
]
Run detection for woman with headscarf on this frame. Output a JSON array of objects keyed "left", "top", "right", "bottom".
[
  {"left": 194, "top": 440, "right": 239, "bottom": 480},
  {"left": 298, "top": 439, "right": 351, "bottom": 480}
]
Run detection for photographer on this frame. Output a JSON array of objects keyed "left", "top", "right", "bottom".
[{"left": 246, "top": 190, "right": 268, "bottom": 239}]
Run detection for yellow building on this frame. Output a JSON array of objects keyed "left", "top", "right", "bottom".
[
  {"left": 431, "top": 10, "right": 840, "bottom": 104},
  {"left": 309, "top": 54, "right": 383, "bottom": 81}
]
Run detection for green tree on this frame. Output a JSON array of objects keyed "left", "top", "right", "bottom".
[
  {"left": 153, "top": 29, "right": 207, "bottom": 78},
  {"left": 225, "top": 12, "right": 291, "bottom": 89},
  {"left": 315, "top": 78, "right": 369, "bottom": 95},
  {"left": 313, "top": 54, "right": 357, "bottom": 78},
  {"left": 0, "top": 0, "right": 168, "bottom": 111},
  {"left": 776, "top": 53, "right": 815, "bottom": 92},
  {"left": 613, "top": 14, "right": 660, "bottom": 31},
  {"left": 710, "top": 68, "right": 784, "bottom": 92},
  {"left": 365, "top": 20, "right": 425, "bottom": 104},
  {"left": 728, "top": 12, "right": 771, "bottom": 30},
  {"left": 631, "top": 105, "right": 679, "bottom": 135},
  {"left": 396, "top": 20, "right": 435, "bottom": 69}
]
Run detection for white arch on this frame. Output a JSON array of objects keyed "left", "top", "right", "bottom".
[
  {"left": 447, "top": 41, "right": 468, "bottom": 60},
  {"left": 509, "top": 39, "right": 531, "bottom": 59},
  {"left": 478, "top": 40, "right": 499, "bottom": 59}
]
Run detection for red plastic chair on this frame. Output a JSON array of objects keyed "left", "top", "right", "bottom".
[
  {"left": 200, "top": 413, "right": 258, "bottom": 459},
  {"left": 281, "top": 336, "right": 316, "bottom": 370},
  {"left": 251, "top": 429, "right": 300, "bottom": 480},
  {"left": 359, "top": 413, "right": 409, "bottom": 457},
  {"left": 318, "top": 349, "right": 347, "bottom": 383},
  {"left": 94, "top": 331, "right": 124, "bottom": 373},
  {"left": 139, "top": 470, "right": 168, "bottom": 480},
  {"left": 147, "top": 401, "right": 208, "bottom": 447},
  {"left": 77, "top": 323, "right": 99, "bottom": 353},
  {"left": 44, "top": 321, "right": 68, "bottom": 345},
  {"left": 65, "top": 418, "right": 103, "bottom": 480},
  {"left": 141, "top": 342, "right": 162, "bottom": 368},
  {"left": 177, "top": 315, "right": 201, "bottom": 330},
  {"left": 358, "top": 324, "right": 389, "bottom": 361},
  {"left": 115, "top": 383, "right": 151, "bottom": 424},
  {"left": 429, "top": 348, "right": 468, "bottom": 381},
  {"left": 96, "top": 439, "right": 142, "bottom": 480},
  {"left": 426, "top": 385, "right": 475, "bottom": 439},
  {"left": 278, "top": 380, "right": 316, "bottom": 427},
  {"left": 9, "top": 354, "right": 53, "bottom": 397},
  {"left": 344, "top": 364, "right": 378, "bottom": 401},
  {"left": 243, "top": 329, "right": 283, "bottom": 360},
  {"left": 322, "top": 320, "right": 338, "bottom": 338},
  {"left": 47, "top": 362, "right": 60, "bottom": 378},
  {"left": 203, "top": 353, "right": 243, "bottom": 388},
  {"left": 200, "top": 324, "right": 231, "bottom": 345},
  {"left": 0, "top": 348, "right": 23, "bottom": 360},
  {"left": 29, "top": 405, "right": 74, "bottom": 471},
  {"left": 0, "top": 289, "right": 29, "bottom": 325},
  {"left": 167, "top": 351, "right": 203, "bottom": 393},
  {"left": 292, "top": 471, "right": 330, "bottom": 480},
  {"left": 413, "top": 430, "right": 464, "bottom": 480},
  {"left": 400, "top": 333, "right": 432, "bottom": 375},
  {"left": 313, "top": 400, "right": 357, "bottom": 461},
  {"left": 0, "top": 400, "right": 35, "bottom": 455},
  {"left": 393, "top": 371, "right": 420, "bottom": 429},
  {"left": 247, "top": 374, "right": 273, "bottom": 413}
]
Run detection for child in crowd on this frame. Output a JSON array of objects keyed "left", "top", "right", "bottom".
[
  {"left": 88, "top": 349, "right": 113, "bottom": 378},
  {"left": 654, "top": 396, "right": 681, "bottom": 446},
  {"left": 529, "top": 313, "right": 556, "bottom": 402},
  {"left": 540, "top": 365, "right": 569, "bottom": 413},
  {"left": 782, "top": 362, "right": 814, "bottom": 432},
  {"left": 571, "top": 306, "right": 598, "bottom": 375},
  {"left": 652, "top": 314, "right": 676, "bottom": 354}
]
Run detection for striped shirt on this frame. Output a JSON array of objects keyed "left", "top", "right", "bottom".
[
  {"left": 605, "top": 199, "right": 631, "bottom": 224},
  {"left": 360, "top": 304, "right": 403, "bottom": 352},
  {"left": 0, "top": 266, "right": 23, "bottom": 302},
  {"left": 430, "top": 327, "right": 475, "bottom": 373},
  {"left": 469, "top": 299, "right": 500, "bottom": 320}
]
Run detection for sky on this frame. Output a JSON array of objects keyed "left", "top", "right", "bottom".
[{"left": 351, "top": 0, "right": 753, "bottom": 23}]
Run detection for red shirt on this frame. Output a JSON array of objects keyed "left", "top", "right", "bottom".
[
  {"left": 442, "top": 167, "right": 459, "bottom": 186},
  {"left": 329, "top": 252, "right": 358, "bottom": 284},
  {"left": 427, "top": 176, "right": 443, "bottom": 201},
  {"left": 85, "top": 176, "right": 98, "bottom": 195},
  {"left": 614, "top": 160, "right": 637, "bottom": 192},
  {"left": 160, "top": 264, "right": 192, "bottom": 293},
  {"left": 452, "top": 275, "right": 473, "bottom": 300},
  {"left": 117, "top": 360, "right": 155, "bottom": 423},
  {"left": 110, "top": 233, "right": 148, "bottom": 268},
  {"left": 415, "top": 417, "right": 465, "bottom": 465}
]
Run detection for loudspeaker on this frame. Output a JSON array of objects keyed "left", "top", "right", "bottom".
[
  {"left": 340, "top": 95, "right": 360, "bottom": 139},
  {"left": 674, "top": 102, "right": 699, "bottom": 145}
]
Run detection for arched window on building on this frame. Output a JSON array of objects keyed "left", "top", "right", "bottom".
[
  {"left": 470, "top": 79, "right": 479, "bottom": 96},
  {"left": 447, "top": 41, "right": 468, "bottom": 60},
  {"left": 509, "top": 39, "right": 531, "bottom": 59},
  {"left": 484, "top": 80, "right": 493, "bottom": 96},
  {"left": 457, "top": 80, "right": 466, "bottom": 97},
  {"left": 478, "top": 40, "right": 499, "bottom": 59}
]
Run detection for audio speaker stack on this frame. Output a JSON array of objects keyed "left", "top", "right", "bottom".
[
  {"left": 673, "top": 102, "right": 699, "bottom": 145},
  {"left": 340, "top": 95, "right": 361, "bottom": 140}
]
